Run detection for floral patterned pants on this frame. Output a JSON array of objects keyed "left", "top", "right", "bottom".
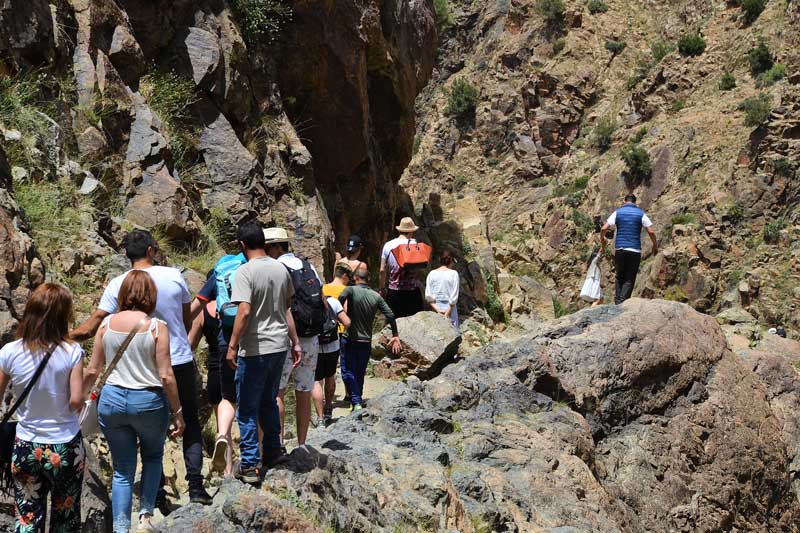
[{"left": 11, "top": 433, "right": 84, "bottom": 533}]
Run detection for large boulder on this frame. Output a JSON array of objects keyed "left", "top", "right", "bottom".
[
  {"left": 373, "top": 311, "right": 461, "bottom": 380},
  {"left": 165, "top": 299, "right": 800, "bottom": 531}
]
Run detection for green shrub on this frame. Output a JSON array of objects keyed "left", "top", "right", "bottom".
[
  {"left": 232, "top": 0, "right": 292, "bottom": 45},
  {"left": 140, "top": 69, "right": 200, "bottom": 168},
  {"left": 445, "top": 78, "right": 479, "bottom": 119},
  {"left": 574, "top": 175, "right": 590, "bottom": 189},
  {"left": 621, "top": 144, "right": 653, "bottom": 189},
  {"left": 773, "top": 158, "right": 792, "bottom": 177},
  {"left": 738, "top": 93, "right": 771, "bottom": 127},
  {"left": 664, "top": 286, "right": 688, "bottom": 302},
  {"left": 631, "top": 127, "right": 648, "bottom": 144},
  {"left": 553, "top": 37, "right": 566, "bottom": 54},
  {"left": 755, "top": 63, "right": 786, "bottom": 87},
  {"left": 593, "top": 115, "right": 617, "bottom": 152},
  {"left": 0, "top": 72, "right": 59, "bottom": 171},
  {"left": 587, "top": 0, "right": 608, "bottom": 14},
  {"left": 535, "top": 0, "right": 566, "bottom": 23},
  {"left": 671, "top": 213, "right": 698, "bottom": 225},
  {"left": 605, "top": 40, "right": 626, "bottom": 55},
  {"left": 677, "top": 34, "right": 706, "bottom": 57},
  {"left": 726, "top": 202, "right": 745, "bottom": 224},
  {"left": 627, "top": 58, "right": 653, "bottom": 89},
  {"left": 553, "top": 297, "right": 577, "bottom": 318},
  {"left": 485, "top": 275, "right": 505, "bottom": 324},
  {"left": 669, "top": 99, "right": 686, "bottom": 113},
  {"left": 434, "top": 0, "right": 452, "bottom": 37},
  {"left": 571, "top": 209, "right": 595, "bottom": 239},
  {"left": 718, "top": 72, "right": 737, "bottom": 91},
  {"left": 554, "top": 176, "right": 590, "bottom": 198},
  {"left": 739, "top": 0, "right": 767, "bottom": 24},
  {"left": 650, "top": 39, "right": 675, "bottom": 63},
  {"left": 14, "top": 178, "right": 86, "bottom": 258},
  {"left": 763, "top": 217, "right": 786, "bottom": 244},
  {"left": 748, "top": 39, "right": 773, "bottom": 76}
]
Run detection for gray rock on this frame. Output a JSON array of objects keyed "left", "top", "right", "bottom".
[
  {"left": 181, "top": 27, "right": 220, "bottom": 87},
  {"left": 78, "top": 174, "right": 101, "bottom": 195},
  {"left": 374, "top": 311, "right": 461, "bottom": 379},
  {"left": 716, "top": 306, "right": 756, "bottom": 325},
  {"left": 107, "top": 24, "right": 145, "bottom": 83}
]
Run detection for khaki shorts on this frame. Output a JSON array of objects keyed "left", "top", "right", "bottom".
[{"left": 280, "top": 336, "right": 319, "bottom": 392}]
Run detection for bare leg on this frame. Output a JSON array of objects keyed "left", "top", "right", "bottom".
[
  {"left": 295, "top": 390, "right": 311, "bottom": 445},
  {"left": 215, "top": 399, "right": 236, "bottom": 475},
  {"left": 312, "top": 380, "right": 325, "bottom": 419},
  {"left": 324, "top": 376, "right": 336, "bottom": 412},
  {"left": 277, "top": 389, "right": 287, "bottom": 446}
]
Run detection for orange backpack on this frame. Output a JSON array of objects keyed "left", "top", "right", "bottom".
[{"left": 391, "top": 241, "right": 432, "bottom": 269}]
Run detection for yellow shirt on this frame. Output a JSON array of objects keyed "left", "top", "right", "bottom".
[{"left": 323, "top": 283, "right": 346, "bottom": 333}]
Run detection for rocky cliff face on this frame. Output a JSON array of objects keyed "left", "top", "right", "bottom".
[
  {"left": 163, "top": 299, "right": 800, "bottom": 531},
  {"left": 402, "top": 0, "right": 800, "bottom": 333},
  {"left": 0, "top": 0, "right": 435, "bottom": 298}
]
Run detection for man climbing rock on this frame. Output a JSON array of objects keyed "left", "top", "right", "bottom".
[
  {"left": 339, "top": 267, "right": 400, "bottom": 410},
  {"left": 379, "top": 217, "right": 428, "bottom": 317},
  {"left": 600, "top": 194, "right": 658, "bottom": 304}
]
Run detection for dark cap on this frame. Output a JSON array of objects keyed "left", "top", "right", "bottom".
[{"left": 346, "top": 235, "right": 363, "bottom": 252}]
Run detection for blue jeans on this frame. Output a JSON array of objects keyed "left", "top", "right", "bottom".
[
  {"left": 98, "top": 385, "right": 169, "bottom": 533},
  {"left": 341, "top": 340, "right": 371, "bottom": 406},
  {"left": 235, "top": 351, "right": 286, "bottom": 468},
  {"left": 339, "top": 335, "right": 349, "bottom": 395}
]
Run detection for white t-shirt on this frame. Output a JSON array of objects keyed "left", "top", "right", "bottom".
[
  {"left": 320, "top": 297, "right": 345, "bottom": 354},
  {"left": 425, "top": 269, "right": 460, "bottom": 305},
  {"left": 605, "top": 211, "right": 653, "bottom": 253},
  {"left": 99, "top": 266, "right": 194, "bottom": 366},
  {"left": 381, "top": 236, "right": 418, "bottom": 291},
  {"left": 0, "top": 340, "right": 83, "bottom": 443}
]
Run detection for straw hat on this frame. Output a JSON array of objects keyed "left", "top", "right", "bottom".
[
  {"left": 263, "top": 227, "right": 289, "bottom": 243},
  {"left": 396, "top": 217, "right": 419, "bottom": 232}
]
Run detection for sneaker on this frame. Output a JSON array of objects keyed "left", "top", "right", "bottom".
[
  {"left": 262, "top": 447, "right": 288, "bottom": 469},
  {"left": 323, "top": 413, "right": 333, "bottom": 427},
  {"left": 188, "top": 480, "right": 213, "bottom": 505},
  {"left": 211, "top": 436, "right": 229, "bottom": 474},
  {"left": 155, "top": 488, "right": 171, "bottom": 516},
  {"left": 135, "top": 516, "right": 156, "bottom": 533},
  {"left": 351, "top": 404, "right": 363, "bottom": 412},
  {"left": 235, "top": 464, "right": 260, "bottom": 484}
]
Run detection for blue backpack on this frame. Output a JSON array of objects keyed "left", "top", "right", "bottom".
[{"left": 214, "top": 253, "right": 247, "bottom": 327}]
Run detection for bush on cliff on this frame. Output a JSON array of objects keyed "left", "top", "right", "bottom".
[{"left": 446, "top": 78, "right": 479, "bottom": 120}]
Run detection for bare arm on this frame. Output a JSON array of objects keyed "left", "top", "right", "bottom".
[
  {"left": 647, "top": 227, "right": 658, "bottom": 256},
  {"left": 182, "top": 302, "right": 192, "bottom": 334},
  {"left": 286, "top": 308, "right": 303, "bottom": 367},
  {"left": 68, "top": 361, "right": 84, "bottom": 412},
  {"left": 155, "top": 326, "right": 184, "bottom": 438},
  {"left": 71, "top": 308, "right": 110, "bottom": 342},
  {"left": 187, "top": 308, "right": 204, "bottom": 351},
  {"left": 379, "top": 256, "right": 387, "bottom": 291},
  {"left": 83, "top": 325, "right": 107, "bottom": 394},
  {"left": 0, "top": 371, "right": 9, "bottom": 401},
  {"left": 600, "top": 223, "right": 610, "bottom": 254},
  {"left": 188, "top": 298, "right": 205, "bottom": 322},
  {"left": 337, "top": 310, "right": 351, "bottom": 329},
  {"left": 225, "top": 302, "right": 251, "bottom": 370}
]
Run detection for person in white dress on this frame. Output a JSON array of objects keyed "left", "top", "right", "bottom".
[{"left": 425, "top": 250, "right": 460, "bottom": 329}]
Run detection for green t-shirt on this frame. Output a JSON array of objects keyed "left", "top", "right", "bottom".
[{"left": 338, "top": 284, "right": 397, "bottom": 342}]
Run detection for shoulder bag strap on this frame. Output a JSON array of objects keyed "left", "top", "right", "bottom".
[
  {"left": 88, "top": 317, "right": 148, "bottom": 395},
  {"left": 1, "top": 344, "right": 55, "bottom": 425}
]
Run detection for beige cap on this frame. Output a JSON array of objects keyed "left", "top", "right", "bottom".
[
  {"left": 263, "top": 227, "right": 289, "bottom": 243},
  {"left": 396, "top": 217, "right": 419, "bottom": 232}
]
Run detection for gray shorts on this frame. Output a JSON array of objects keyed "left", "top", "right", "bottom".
[{"left": 280, "top": 336, "right": 319, "bottom": 392}]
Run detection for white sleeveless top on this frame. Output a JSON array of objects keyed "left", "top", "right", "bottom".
[{"left": 101, "top": 315, "right": 164, "bottom": 389}]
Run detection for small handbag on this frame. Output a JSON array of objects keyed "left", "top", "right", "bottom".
[
  {"left": 0, "top": 346, "right": 54, "bottom": 495},
  {"left": 79, "top": 317, "right": 147, "bottom": 437}
]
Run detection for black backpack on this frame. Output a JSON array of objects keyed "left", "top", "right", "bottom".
[
  {"left": 285, "top": 259, "right": 326, "bottom": 337},
  {"left": 318, "top": 304, "right": 339, "bottom": 345}
]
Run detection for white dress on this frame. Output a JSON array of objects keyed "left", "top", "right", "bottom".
[{"left": 580, "top": 255, "right": 603, "bottom": 302}]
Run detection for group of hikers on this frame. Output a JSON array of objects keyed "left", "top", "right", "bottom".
[
  {"left": 0, "top": 214, "right": 465, "bottom": 533},
  {"left": 0, "top": 194, "right": 655, "bottom": 533}
]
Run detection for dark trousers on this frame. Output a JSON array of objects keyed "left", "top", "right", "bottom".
[
  {"left": 172, "top": 361, "right": 203, "bottom": 483},
  {"left": 341, "top": 340, "right": 372, "bottom": 406},
  {"left": 386, "top": 288, "right": 423, "bottom": 318},
  {"left": 614, "top": 250, "right": 642, "bottom": 305}
]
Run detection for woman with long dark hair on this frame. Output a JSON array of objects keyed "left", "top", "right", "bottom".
[
  {"left": 0, "top": 283, "right": 85, "bottom": 532},
  {"left": 83, "top": 271, "right": 184, "bottom": 533}
]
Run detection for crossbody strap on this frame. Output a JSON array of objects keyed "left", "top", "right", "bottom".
[
  {"left": 89, "top": 317, "right": 148, "bottom": 395},
  {"left": 1, "top": 345, "right": 55, "bottom": 425}
]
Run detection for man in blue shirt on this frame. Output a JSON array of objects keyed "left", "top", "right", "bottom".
[{"left": 600, "top": 194, "right": 658, "bottom": 304}]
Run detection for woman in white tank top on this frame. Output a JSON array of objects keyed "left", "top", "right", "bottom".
[{"left": 83, "top": 271, "right": 184, "bottom": 533}]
